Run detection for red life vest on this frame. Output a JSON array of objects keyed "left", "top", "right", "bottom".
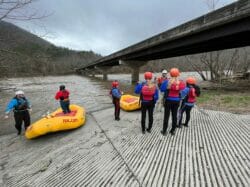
[
  {"left": 187, "top": 87, "right": 196, "bottom": 103},
  {"left": 141, "top": 85, "right": 156, "bottom": 101},
  {"left": 168, "top": 80, "right": 185, "bottom": 97},
  {"left": 157, "top": 77, "right": 167, "bottom": 84},
  {"left": 55, "top": 90, "right": 70, "bottom": 100}
]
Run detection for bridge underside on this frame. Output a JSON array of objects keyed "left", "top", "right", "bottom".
[
  {"left": 91, "top": 16, "right": 250, "bottom": 68},
  {"left": 127, "top": 17, "right": 250, "bottom": 61}
]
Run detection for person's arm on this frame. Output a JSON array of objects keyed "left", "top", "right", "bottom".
[
  {"left": 26, "top": 98, "right": 32, "bottom": 109},
  {"left": 160, "top": 80, "right": 168, "bottom": 92},
  {"left": 154, "top": 88, "right": 159, "bottom": 102},
  {"left": 5, "top": 99, "right": 17, "bottom": 114},
  {"left": 180, "top": 87, "right": 189, "bottom": 99},
  {"left": 134, "top": 83, "right": 143, "bottom": 94},
  {"left": 66, "top": 90, "right": 70, "bottom": 96},
  {"left": 55, "top": 91, "right": 60, "bottom": 100}
]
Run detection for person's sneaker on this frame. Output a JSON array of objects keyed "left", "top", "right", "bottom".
[
  {"left": 142, "top": 130, "right": 146, "bottom": 134},
  {"left": 183, "top": 124, "right": 188, "bottom": 127},
  {"left": 17, "top": 130, "right": 21, "bottom": 135},
  {"left": 146, "top": 128, "right": 151, "bottom": 133},
  {"left": 161, "top": 130, "right": 166, "bottom": 136},
  {"left": 176, "top": 124, "right": 182, "bottom": 128},
  {"left": 170, "top": 129, "right": 175, "bottom": 136}
]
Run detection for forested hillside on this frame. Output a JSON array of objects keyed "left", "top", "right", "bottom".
[{"left": 0, "top": 21, "right": 102, "bottom": 77}]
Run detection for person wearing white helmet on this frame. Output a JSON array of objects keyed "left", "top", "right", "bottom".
[
  {"left": 157, "top": 69, "right": 168, "bottom": 88},
  {"left": 4, "top": 90, "right": 32, "bottom": 135},
  {"left": 156, "top": 69, "right": 169, "bottom": 112}
]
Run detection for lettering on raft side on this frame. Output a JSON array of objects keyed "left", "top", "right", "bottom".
[{"left": 63, "top": 119, "right": 78, "bottom": 123}]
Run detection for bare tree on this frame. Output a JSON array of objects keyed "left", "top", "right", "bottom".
[
  {"left": 0, "top": 0, "right": 49, "bottom": 21},
  {"left": 185, "top": 56, "right": 207, "bottom": 80}
]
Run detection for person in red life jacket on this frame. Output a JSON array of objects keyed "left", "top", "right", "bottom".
[
  {"left": 55, "top": 85, "right": 71, "bottom": 114},
  {"left": 135, "top": 72, "right": 159, "bottom": 134},
  {"left": 110, "top": 80, "right": 122, "bottom": 121},
  {"left": 178, "top": 77, "right": 201, "bottom": 127},
  {"left": 4, "top": 90, "right": 32, "bottom": 135},
  {"left": 160, "top": 68, "right": 185, "bottom": 135}
]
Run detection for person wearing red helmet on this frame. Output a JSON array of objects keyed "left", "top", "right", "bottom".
[
  {"left": 55, "top": 85, "right": 71, "bottom": 114},
  {"left": 135, "top": 72, "right": 159, "bottom": 134},
  {"left": 110, "top": 80, "right": 122, "bottom": 121},
  {"left": 160, "top": 68, "right": 185, "bottom": 136},
  {"left": 178, "top": 77, "right": 201, "bottom": 127}
]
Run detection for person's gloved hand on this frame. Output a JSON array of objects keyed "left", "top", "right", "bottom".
[{"left": 4, "top": 115, "right": 9, "bottom": 119}]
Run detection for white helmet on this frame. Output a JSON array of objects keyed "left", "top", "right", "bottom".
[
  {"left": 15, "top": 90, "right": 24, "bottom": 95},
  {"left": 162, "top": 69, "right": 167, "bottom": 74}
]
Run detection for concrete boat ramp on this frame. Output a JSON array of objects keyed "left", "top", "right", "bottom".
[{"left": 1, "top": 106, "right": 249, "bottom": 187}]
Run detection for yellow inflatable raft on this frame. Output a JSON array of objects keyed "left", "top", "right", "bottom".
[
  {"left": 25, "top": 104, "right": 85, "bottom": 139},
  {"left": 120, "top": 94, "right": 141, "bottom": 111}
]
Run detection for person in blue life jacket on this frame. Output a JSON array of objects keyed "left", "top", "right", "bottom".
[
  {"left": 110, "top": 80, "right": 122, "bottom": 121},
  {"left": 160, "top": 68, "right": 185, "bottom": 136},
  {"left": 178, "top": 77, "right": 201, "bottom": 127},
  {"left": 135, "top": 72, "right": 159, "bottom": 134},
  {"left": 4, "top": 90, "right": 32, "bottom": 135}
]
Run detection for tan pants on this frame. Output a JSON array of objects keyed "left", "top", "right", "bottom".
[{"left": 156, "top": 93, "right": 164, "bottom": 112}]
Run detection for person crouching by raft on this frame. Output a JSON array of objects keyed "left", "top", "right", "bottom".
[
  {"left": 178, "top": 77, "right": 201, "bottom": 128},
  {"left": 110, "top": 80, "right": 122, "bottom": 121},
  {"left": 4, "top": 90, "right": 32, "bottom": 135},
  {"left": 160, "top": 68, "right": 185, "bottom": 136},
  {"left": 55, "top": 85, "right": 71, "bottom": 114},
  {"left": 135, "top": 72, "right": 159, "bottom": 134}
]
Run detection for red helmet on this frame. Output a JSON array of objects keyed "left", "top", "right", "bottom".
[
  {"left": 112, "top": 81, "right": 119, "bottom": 87},
  {"left": 186, "top": 77, "right": 196, "bottom": 84},
  {"left": 170, "top": 68, "right": 180, "bottom": 77},
  {"left": 144, "top": 72, "right": 153, "bottom": 80}
]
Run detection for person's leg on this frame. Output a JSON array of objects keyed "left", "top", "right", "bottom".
[
  {"left": 178, "top": 104, "right": 187, "bottom": 127},
  {"left": 184, "top": 106, "right": 193, "bottom": 127},
  {"left": 66, "top": 100, "right": 71, "bottom": 113},
  {"left": 162, "top": 101, "right": 171, "bottom": 135},
  {"left": 114, "top": 99, "right": 120, "bottom": 120},
  {"left": 23, "top": 110, "right": 31, "bottom": 130},
  {"left": 141, "top": 103, "right": 147, "bottom": 133},
  {"left": 14, "top": 112, "right": 23, "bottom": 135},
  {"left": 147, "top": 102, "right": 154, "bottom": 132},
  {"left": 170, "top": 101, "right": 180, "bottom": 135},
  {"left": 60, "top": 100, "right": 67, "bottom": 113},
  {"left": 117, "top": 99, "right": 120, "bottom": 120}
]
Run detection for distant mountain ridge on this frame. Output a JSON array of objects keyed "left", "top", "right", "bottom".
[{"left": 0, "top": 21, "right": 102, "bottom": 77}]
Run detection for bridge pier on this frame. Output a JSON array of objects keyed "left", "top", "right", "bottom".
[
  {"left": 119, "top": 60, "right": 146, "bottom": 83},
  {"left": 95, "top": 66, "right": 109, "bottom": 81}
]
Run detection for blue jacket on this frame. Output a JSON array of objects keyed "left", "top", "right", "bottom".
[
  {"left": 111, "top": 88, "right": 121, "bottom": 99},
  {"left": 160, "top": 79, "right": 181, "bottom": 102},
  {"left": 5, "top": 97, "right": 31, "bottom": 113},
  {"left": 134, "top": 82, "right": 159, "bottom": 103}
]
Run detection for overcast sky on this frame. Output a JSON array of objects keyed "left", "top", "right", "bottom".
[{"left": 10, "top": 0, "right": 236, "bottom": 55}]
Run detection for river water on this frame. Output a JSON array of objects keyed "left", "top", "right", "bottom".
[{"left": 0, "top": 72, "right": 202, "bottom": 135}]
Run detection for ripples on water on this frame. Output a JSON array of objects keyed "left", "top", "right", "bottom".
[{"left": 0, "top": 72, "right": 201, "bottom": 135}]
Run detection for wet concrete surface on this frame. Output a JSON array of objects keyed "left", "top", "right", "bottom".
[{"left": 0, "top": 74, "right": 249, "bottom": 186}]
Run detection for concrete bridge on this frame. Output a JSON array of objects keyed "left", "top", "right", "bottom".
[{"left": 77, "top": 0, "right": 250, "bottom": 82}]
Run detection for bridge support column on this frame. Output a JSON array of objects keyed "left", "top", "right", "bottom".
[
  {"left": 119, "top": 60, "right": 147, "bottom": 83},
  {"left": 95, "top": 66, "right": 109, "bottom": 81}
]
